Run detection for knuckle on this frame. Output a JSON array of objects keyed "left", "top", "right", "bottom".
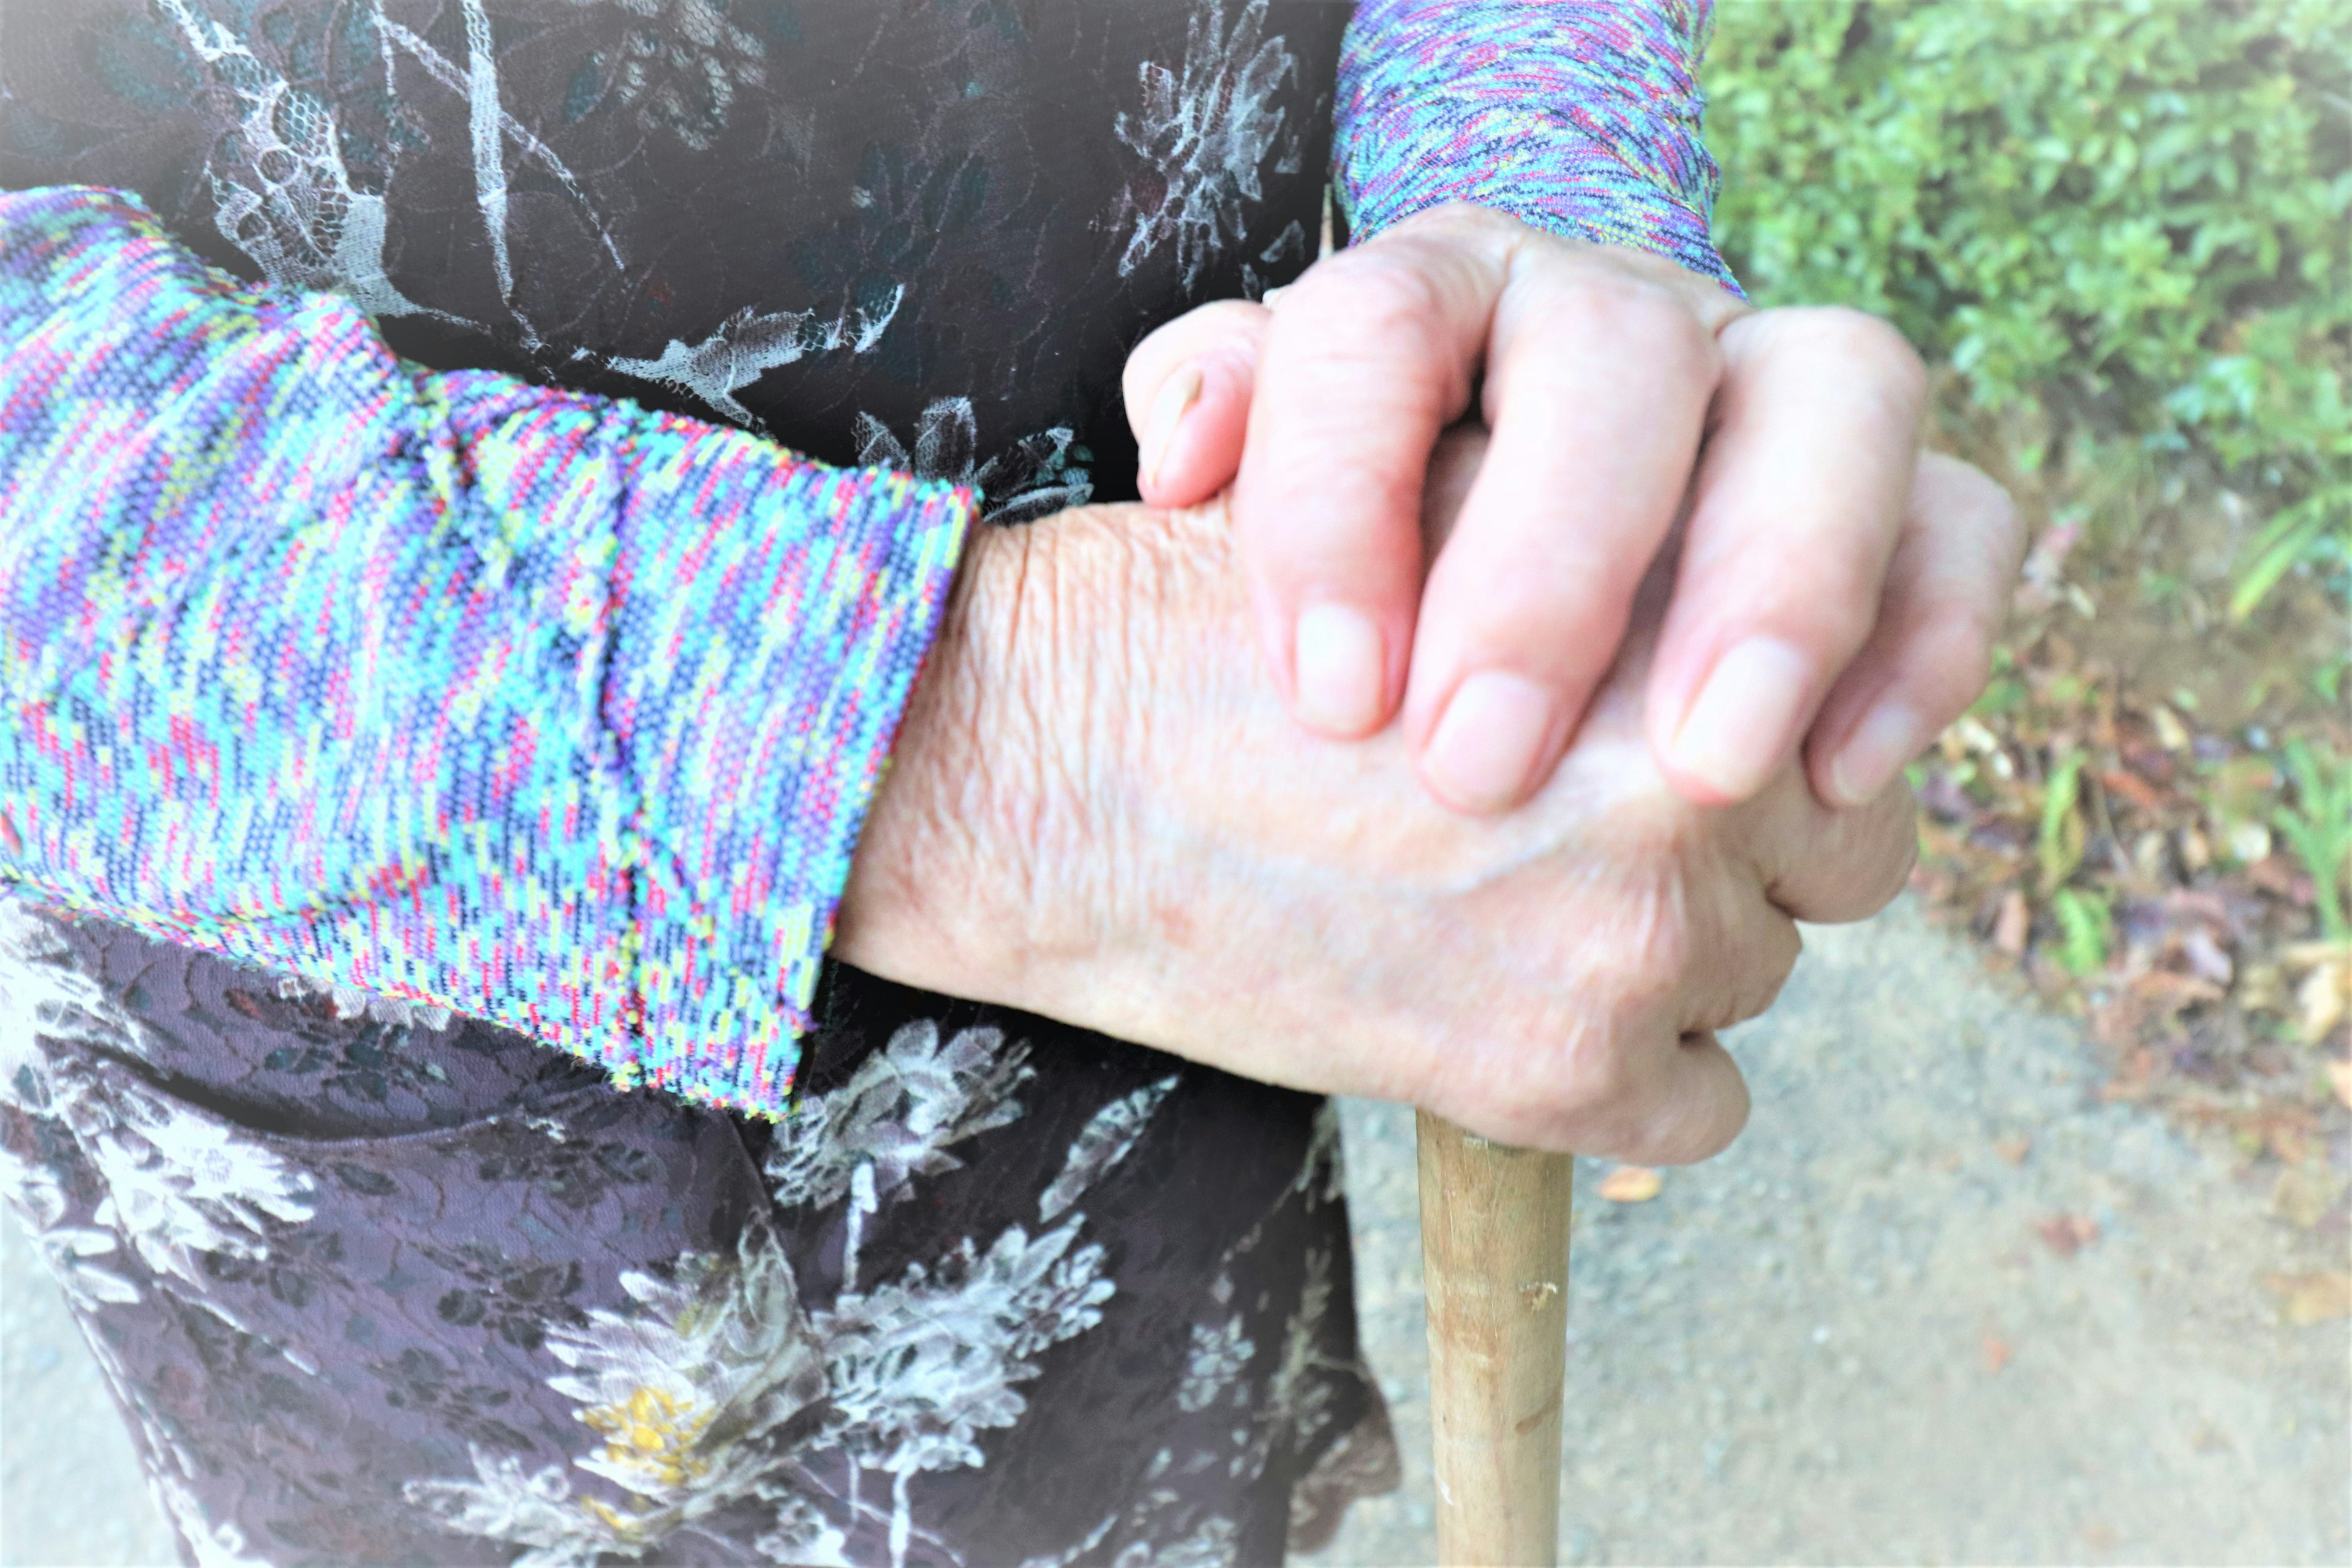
[
  {"left": 1392, "top": 200, "right": 1523, "bottom": 245},
  {"left": 1921, "top": 451, "right": 2027, "bottom": 562},
  {"left": 1910, "top": 600, "right": 2002, "bottom": 707},
  {"left": 1936, "top": 647, "right": 1998, "bottom": 722},
  {"left": 1277, "top": 255, "right": 1472, "bottom": 413},
  {"left": 1817, "top": 564, "right": 1893, "bottom": 652},
  {"left": 1300, "top": 249, "right": 1449, "bottom": 339},
  {"left": 1601, "top": 882, "right": 1696, "bottom": 1007},
  {"left": 1547, "top": 1030, "right": 1638, "bottom": 1127},
  {"left": 1553, "top": 276, "right": 1719, "bottom": 379},
  {"left": 1716, "top": 921, "right": 1803, "bottom": 1030},
  {"left": 1753, "top": 554, "right": 1882, "bottom": 658},
  {"left": 1793, "top": 305, "right": 1929, "bottom": 391},
  {"left": 1982, "top": 483, "right": 2029, "bottom": 572},
  {"left": 1626, "top": 928, "right": 1693, "bottom": 1006}
]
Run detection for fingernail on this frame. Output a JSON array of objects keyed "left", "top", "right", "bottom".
[
  {"left": 1138, "top": 362, "right": 1203, "bottom": 492},
  {"left": 1423, "top": 669, "right": 1555, "bottom": 813},
  {"left": 1670, "top": 637, "right": 1814, "bottom": 801},
  {"left": 1827, "top": 699, "right": 1924, "bottom": 807},
  {"left": 1293, "top": 603, "right": 1386, "bottom": 735}
]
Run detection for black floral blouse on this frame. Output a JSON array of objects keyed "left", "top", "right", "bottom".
[
  {"left": 0, "top": 2, "right": 1395, "bottom": 1564},
  {"left": 1, "top": 0, "right": 1346, "bottom": 513}
]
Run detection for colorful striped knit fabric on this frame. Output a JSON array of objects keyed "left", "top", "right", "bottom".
[
  {"left": 1335, "top": 0, "right": 1740, "bottom": 292},
  {"left": 0, "top": 16, "right": 1733, "bottom": 1117},
  {"left": 0, "top": 186, "right": 974, "bottom": 1115}
]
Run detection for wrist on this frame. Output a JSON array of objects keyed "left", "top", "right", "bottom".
[
  {"left": 834, "top": 518, "right": 1025, "bottom": 998},
  {"left": 834, "top": 500, "right": 1246, "bottom": 1035},
  {"left": 835, "top": 510, "right": 1154, "bottom": 1011}
]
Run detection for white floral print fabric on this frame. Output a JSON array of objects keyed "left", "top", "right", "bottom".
[
  {"left": 0, "top": 903, "right": 1393, "bottom": 1564},
  {"left": 0, "top": 0, "right": 1388, "bottom": 1559}
]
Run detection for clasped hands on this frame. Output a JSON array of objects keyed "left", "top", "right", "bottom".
[{"left": 838, "top": 205, "right": 2023, "bottom": 1163}]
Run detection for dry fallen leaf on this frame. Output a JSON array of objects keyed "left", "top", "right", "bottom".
[
  {"left": 2097, "top": 767, "right": 2163, "bottom": 813},
  {"left": 2130, "top": 969, "right": 2225, "bottom": 1014},
  {"left": 2178, "top": 925, "right": 2234, "bottom": 988},
  {"left": 1994, "top": 889, "right": 2032, "bottom": 957},
  {"left": 2238, "top": 961, "right": 2290, "bottom": 1014},
  {"left": 2285, "top": 941, "right": 2351, "bottom": 1042},
  {"left": 1905, "top": 630, "right": 2343, "bottom": 1215},
  {"left": 1993, "top": 1134, "right": 2032, "bottom": 1166},
  {"left": 2299, "top": 974, "right": 2350, "bottom": 1041},
  {"left": 1597, "top": 1165, "right": 1662, "bottom": 1204},
  {"left": 2179, "top": 824, "right": 2212, "bottom": 873},
  {"left": 2247, "top": 854, "right": 2316, "bottom": 905},
  {"left": 2260, "top": 1270, "right": 2352, "bottom": 1326},
  {"left": 2035, "top": 1215, "right": 2101, "bottom": 1257},
  {"left": 1980, "top": 1330, "right": 2012, "bottom": 1374}
]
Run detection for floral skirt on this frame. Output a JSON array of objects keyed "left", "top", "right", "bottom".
[{"left": 0, "top": 899, "right": 1397, "bottom": 1567}]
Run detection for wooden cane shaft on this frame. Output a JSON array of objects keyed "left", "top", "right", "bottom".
[{"left": 1417, "top": 1112, "right": 1574, "bottom": 1567}]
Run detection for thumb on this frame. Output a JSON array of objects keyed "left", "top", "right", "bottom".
[{"left": 1124, "top": 298, "right": 1271, "bottom": 507}]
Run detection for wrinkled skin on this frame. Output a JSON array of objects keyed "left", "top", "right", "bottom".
[
  {"left": 1127, "top": 206, "right": 2022, "bottom": 820},
  {"left": 836, "top": 432, "right": 1919, "bottom": 1163}
]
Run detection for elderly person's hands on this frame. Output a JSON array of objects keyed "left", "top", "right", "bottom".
[
  {"left": 1124, "top": 205, "right": 2022, "bottom": 820},
  {"left": 834, "top": 428, "right": 1951, "bottom": 1162}
]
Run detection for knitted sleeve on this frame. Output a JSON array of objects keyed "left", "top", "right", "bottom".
[
  {"left": 1335, "top": 0, "right": 1740, "bottom": 292},
  {"left": 0, "top": 186, "right": 975, "bottom": 1117}
]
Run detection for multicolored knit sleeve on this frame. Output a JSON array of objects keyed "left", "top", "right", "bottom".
[
  {"left": 1335, "top": 0, "right": 1740, "bottom": 293},
  {"left": 0, "top": 185, "right": 976, "bottom": 1117}
]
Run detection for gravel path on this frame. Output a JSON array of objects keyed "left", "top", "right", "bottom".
[
  {"left": 1317, "top": 900, "right": 2351, "bottom": 1566},
  {"left": 1, "top": 1210, "right": 179, "bottom": 1566},
  {"left": 6, "top": 899, "right": 2346, "bottom": 1565}
]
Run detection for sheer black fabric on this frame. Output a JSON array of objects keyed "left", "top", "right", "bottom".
[{"left": 0, "top": 2, "right": 1397, "bottom": 1563}]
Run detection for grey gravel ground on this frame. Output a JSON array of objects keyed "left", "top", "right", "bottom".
[
  {"left": 1316, "top": 900, "right": 2352, "bottom": 1567},
  {"left": 2, "top": 1213, "right": 179, "bottom": 1566},
  {"left": 6, "top": 898, "right": 2348, "bottom": 1566}
]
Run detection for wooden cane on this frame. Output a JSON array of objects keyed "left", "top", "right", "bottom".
[{"left": 1417, "top": 1112, "right": 1574, "bottom": 1567}]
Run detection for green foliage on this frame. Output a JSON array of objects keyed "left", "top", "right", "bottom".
[
  {"left": 2038, "top": 748, "right": 2086, "bottom": 889},
  {"left": 2274, "top": 738, "right": 2352, "bottom": 941},
  {"left": 1704, "top": 0, "right": 2351, "bottom": 605},
  {"left": 2052, "top": 887, "right": 2113, "bottom": 976}
]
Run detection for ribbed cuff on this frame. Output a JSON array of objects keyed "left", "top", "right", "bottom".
[{"left": 1335, "top": 0, "right": 1743, "bottom": 295}]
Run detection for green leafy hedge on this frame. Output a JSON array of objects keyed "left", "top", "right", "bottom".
[{"left": 1703, "top": 0, "right": 2350, "bottom": 608}]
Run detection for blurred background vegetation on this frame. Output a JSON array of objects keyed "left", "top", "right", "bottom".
[
  {"left": 1711, "top": 0, "right": 2346, "bottom": 614},
  {"left": 1704, "top": 0, "right": 2349, "bottom": 1234}
]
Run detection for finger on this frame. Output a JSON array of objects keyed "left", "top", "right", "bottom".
[
  {"left": 1645, "top": 307, "right": 1929, "bottom": 807},
  {"left": 1419, "top": 420, "right": 1491, "bottom": 560},
  {"left": 1806, "top": 452, "right": 2026, "bottom": 807},
  {"left": 1231, "top": 207, "right": 1527, "bottom": 738},
  {"left": 1754, "top": 765, "right": 1921, "bottom": 925},
  {"left": 1402, "top": 263, "right": 1726, "bottom": 814},
  {"left": 1569, "top": 1022, "right": 1757, "bottom": 1167},
  {"left": 1122, "top": 300, "right": 1271, "bottom": 508},
  {"left": 1588, "top": 848, "right": 1812, "bottom": 1165},
  {"left": 1639, "top": 1033, "right": 1754, "bottom": 1166}
]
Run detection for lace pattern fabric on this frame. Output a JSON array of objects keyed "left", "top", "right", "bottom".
[
  {"left": 0, "top": 1, "right": 1735, "bottom": 1558},
  {"left": 1, "top": 898, "right": 1392, "bottom": 1566}
]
